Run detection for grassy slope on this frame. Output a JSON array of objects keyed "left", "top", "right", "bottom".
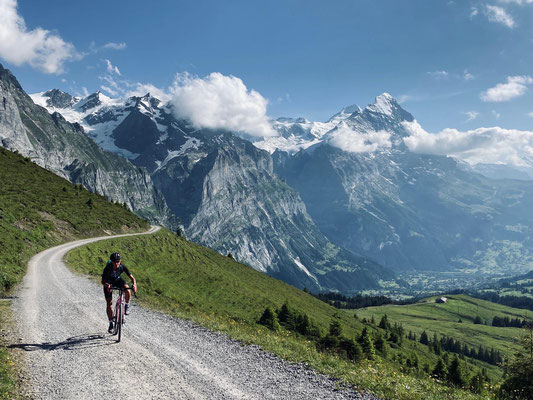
[
  {"left": 0, "top": 147, "right": 149, "bottom": 399},
  {"left": 0, "top": 146, "right": 149, "bottom": 296},
  {"left": 354, "top": 294, "right": 531, "bottom": 379},
  {"left": 66, "top": 229, "right": 492, "bottom": 400}
]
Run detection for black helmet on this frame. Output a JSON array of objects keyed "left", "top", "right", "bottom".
[{"left": 110, "top": 252, "right": 121, "bottom": 262}]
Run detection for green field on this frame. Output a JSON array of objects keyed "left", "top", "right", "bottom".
[
  {"left": 66, "top": 229, "right": 502, "bottom": 400},
  {"left": 354, "top": 295, "right": 530, "bottom": 376}
]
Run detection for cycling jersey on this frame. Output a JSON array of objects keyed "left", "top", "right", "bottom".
[{"left": 102, "top": 261, "right": 132, "bottom": 285}]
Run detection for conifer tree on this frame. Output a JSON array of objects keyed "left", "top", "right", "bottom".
[
  {"left": 379, "top": 314, "right": 390, "bottom": 330},
  {"left": 373, "top": 331, "right": 387, "bottom": 357},
  {"left": 358, "top": 327, "right": 375, "bottom": 359},
  {"left": 258, "top": 307, "right": 281, "bottom": 331},
  {"left": 420, "top": 330, "right": 429, "bottom": 345},
  {"left": 432, "top": 357, "right": 448, "bottom": 380},
  {"left": 329, "top": 314, "right": 342, "bottom": 337},
  {"left": 470, "top": 371, "right": 484, "bottom": 394},
  {"left": 500, "top": 324, "right": 533, "bottom": 399},
  {"left": 447, "top": 355, "right": 466, "bottom": 387},
  {"left": 277, "top": 302, "right": 295, "bottom": 330}
]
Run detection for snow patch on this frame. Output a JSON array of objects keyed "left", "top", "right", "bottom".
[
  {"left": 155, "top": 137, "right": 202, "bottom": 172},
  {"left": 291, "top": 257, "right": 320, "bottom": 286}
]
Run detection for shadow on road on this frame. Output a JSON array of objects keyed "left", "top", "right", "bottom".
[{"left": 9, "top": 333, "right": 117, "bottom": 351}]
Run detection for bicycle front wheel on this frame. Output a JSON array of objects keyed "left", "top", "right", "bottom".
[{"left": 116, "top": 303, "right": 123, "bottom": 342}]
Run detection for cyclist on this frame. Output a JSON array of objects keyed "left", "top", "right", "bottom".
[{"left": 102, "top": 252, "right": 137, "bottom": 333}]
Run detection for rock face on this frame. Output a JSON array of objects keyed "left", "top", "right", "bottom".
[
  {"left": 0, "top": 63, "right": 175, "bottom": 228},
  {"left": 274, "top": 95, "right": 533, "bottom": 276},
  {"left": 152, "top": 132, "right": 388, "bottom": 292}
]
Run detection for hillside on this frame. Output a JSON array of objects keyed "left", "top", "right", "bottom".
[
  {"left": 66, "top": 230, "right": 505, "bottom": 399},
  {"left": 354, "top": 294, "right": 531, "bottom": 377},
  {"left": 0, "top": 146, "right": 149, "bottom": 296}
]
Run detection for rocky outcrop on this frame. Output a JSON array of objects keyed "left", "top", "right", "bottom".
[{"left": 0, "top": 63, "right": 176, "bottom": 228}]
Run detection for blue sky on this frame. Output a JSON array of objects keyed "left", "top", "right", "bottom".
[{"left": 2, "top": 0, "right": 533, "bottom": 133}]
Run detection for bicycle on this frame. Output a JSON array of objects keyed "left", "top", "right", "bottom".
[{"left": 110, "top": 286, "right": 135, "bottom": 342}]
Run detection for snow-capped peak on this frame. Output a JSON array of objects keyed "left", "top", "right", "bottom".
[
  {"left": 328, "top": 104, "right": 362, "bottom": 123},
  {"left": 365, "top": 93, "right": 398, "bottom": 117}
]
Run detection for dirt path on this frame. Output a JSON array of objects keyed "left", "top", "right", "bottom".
[{"left": 11, "top": 226, "right": 372, "bottom": 399}]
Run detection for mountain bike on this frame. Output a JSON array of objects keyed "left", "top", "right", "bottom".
[{"left": 110, "top": 286, "right": 135, "bottom": 342}]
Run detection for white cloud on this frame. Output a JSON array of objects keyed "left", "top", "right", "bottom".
[
  {"left": 328, "top": 122, "right": 392, "bottom": 153},
  {"left": 0, "top": 0, "right": 81, "bottom": 74},
  {"left": 470, "top": 7, "right": 479, "bottom": 18},
  {"left": 103, "top": 42, "right": 127, "bottom": 50},
  {"left": 402, "top": 120, "right": 533, "bottom": 167},
  {"left": 492, "top": 110, "right": 501, "bottom": 118},
  {"left": 464, "top": 111, "right": 479, "bottom": 122},
  {"left": 481, "top": 75, "right": 533, "bottom": 102},
  {"left": 104, "top": 59, "right": 121, "bottom": 75},
  {"left": 499, "top": 0, "right": 533, "bottom": 4},
  {"left": 528, "top": 111, "right": 533, "bottom": 117},
  {"left": 427, "top": 70, "right": 449, "bottom": 79},
  {"left": 463, "top": 69, "right": 475, "bottom": 81},
  {"left": 100, "top": 85, "right": 118, "bottom": 97},
  {"left": 170, "top": 72, "right": 276, "bottom": 137},
  {"left": 485, "top": 5, "right": 516, "bottom": 28}
]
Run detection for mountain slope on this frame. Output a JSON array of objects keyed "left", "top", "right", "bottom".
[
  {"left": 0, "top": 63, "right": 175, "bottom": 227},
  {"left": 274, "top": 95, "right": 533, "bottom": 276}
]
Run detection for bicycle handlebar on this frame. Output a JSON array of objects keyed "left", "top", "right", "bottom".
[{"left": 109, "top": 286, "right": 137, "bottom": 296}]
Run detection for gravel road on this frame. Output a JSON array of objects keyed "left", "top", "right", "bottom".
[{"left": 11, "top": 227, "right": 378, "bottom": 399}]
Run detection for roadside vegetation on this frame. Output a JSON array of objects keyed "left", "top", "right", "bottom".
[
  {"left": 65, "top": 228, "right": 522, "bottom": 399},
  {"left": 0, "top": 147, "right": 149, "bottom": 399},
  {"left": 0, "top": 146, "right": 149, "bottom": 296}
]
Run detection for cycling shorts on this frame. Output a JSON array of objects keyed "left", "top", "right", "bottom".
[{"left": 103, "top": 277, "right": 127, "bottom": 300}]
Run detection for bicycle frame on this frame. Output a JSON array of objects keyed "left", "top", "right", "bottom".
[{"left": 110, "top": 286, "right": 132, "bottom": 342}]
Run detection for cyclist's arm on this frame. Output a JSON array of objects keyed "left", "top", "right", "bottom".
[{"left": 128, "top": 273, "right": 137, "bottom": 291}]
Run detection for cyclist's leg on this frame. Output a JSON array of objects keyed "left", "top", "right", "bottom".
[
  {"left": 104, "top": 286, "right": 113, "bottom": 321},
  {"left": 124, "top": 284, "right": 130, "bottom": 304}
]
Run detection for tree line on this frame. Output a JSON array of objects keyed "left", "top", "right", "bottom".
[
  {"left": 311, "top": 291, "right": 415, "bottom": 309},
  {"left": 418, "top": 330, "right": 503, "bottom": 365}
]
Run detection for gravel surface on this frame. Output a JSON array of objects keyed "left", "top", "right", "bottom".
[{"left": 11, "top": 227, "right": 379, "bottom": 399}]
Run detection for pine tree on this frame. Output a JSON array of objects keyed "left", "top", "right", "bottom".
[
  {"left": 277, "top": 302, "right": 296, "bottom": 330},
  {"left": 500, "top": 324, "right": 533, "bottom": 399},
  {"left": 373, "top": 331, "right": 387, "bottom": 357},
  {"left": 329, "top": 314, "right": 342, "bottom": 337},
  {"left": 258, "top": 307, "right": 281, "bottom": 331},
  {"left": 379, "top": 314, "right": 390, "bottom": 330},
  {"left": 340, "top": 338, "right": 363, "bottom": 362},
  {"left": 470, "top": 371, "right": 484, "bottom": 394},
  {"left": 420, "top": 330, "right": 429, "bottom": 345},
  {"left": 358, "top": 327, "right": 375, "bottom": 360},
  {"left": 447, "top": 355, "right": 466, "bottom": 387},
  {"left": 432, "top": 357, "right": 448, "bottom": 380}
]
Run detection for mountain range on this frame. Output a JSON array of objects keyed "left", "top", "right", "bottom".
[{"left": 2, "top": 62, "right": 533, "bottom": 294}]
